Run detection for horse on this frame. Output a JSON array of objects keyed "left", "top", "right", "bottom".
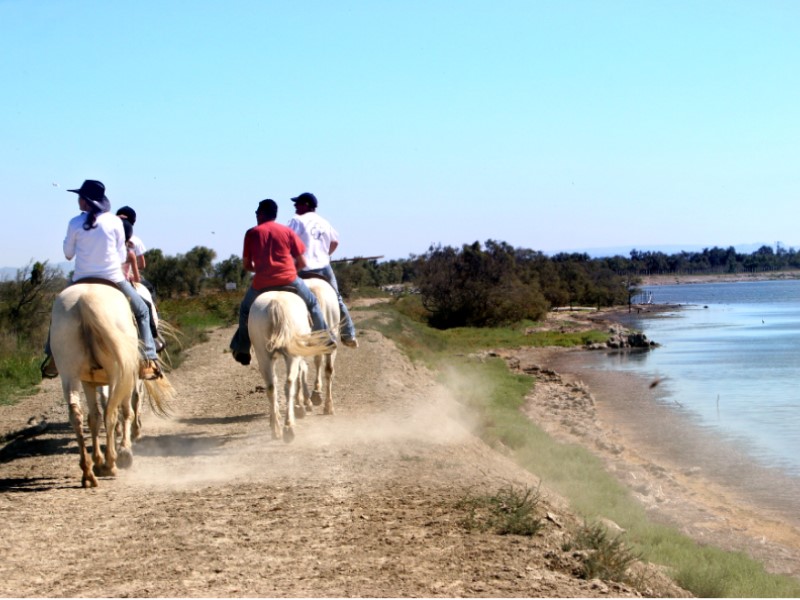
[
  {"left": 49, "top": 282, "right": 174, "bottom": 488},
  {"left": 300, "top": 277, "right": 341, "bottom": 416},
  {"left": 247, "top": 289, "right": 335, "bottom": 442}
]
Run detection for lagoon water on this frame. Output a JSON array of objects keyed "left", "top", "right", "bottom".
[{"left": 592, "top": 279, "right": 800, "bottom": 479}]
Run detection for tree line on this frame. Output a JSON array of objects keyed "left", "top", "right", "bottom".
[{"left": 2, "top": 242, "right": 798, "bottom": 350}]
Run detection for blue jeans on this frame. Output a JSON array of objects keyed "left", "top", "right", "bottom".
[
  {"left": 229, "top": 278, "right": 328, "bottom": 356},
  {"left": 44, "top": 280, "right": 157, "bottom": 360},
  {"left": 300, "top": 265, "right": 356, "bottom": 340},
  {"left": 117, "top": 280, "right": 158, "bottom": 359}
]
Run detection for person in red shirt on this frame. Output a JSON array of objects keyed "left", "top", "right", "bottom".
[{"left": 229, "top": 199, "right": 333, "bottom": 365}]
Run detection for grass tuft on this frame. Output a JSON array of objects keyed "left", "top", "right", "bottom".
[
  {"left": 457, "top": 485, "right": 543, "bottom": 536},
  {"left": 570, "top": 520, "right": 641, "bottom": 583}
]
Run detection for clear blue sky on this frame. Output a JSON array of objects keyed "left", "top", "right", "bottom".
[{"left": 2, "top": 0, "right": 798, "bottom": 269}]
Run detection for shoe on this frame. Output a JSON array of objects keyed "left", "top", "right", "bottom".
[
  {"left": 140, "top": 359, "right": 163, "bottom": 380},
  {"left": 323, "top": 336, "right": 338, "bottom": 352},
  {"left": 342, "top": 337, "right": 359, "bottom": 349},
  {"left": 233, "top": 351, "right": 251, "bottom": 366},
  {"left": 41, "top": 355, "right": 58, "bottom": 379},
  {"left": 155, "top": 337, "right": 166, "bottom": 353}
]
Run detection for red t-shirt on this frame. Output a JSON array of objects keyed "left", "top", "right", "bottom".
[{"left": 243, "top": 221, "right": 306, "bottom": 289}]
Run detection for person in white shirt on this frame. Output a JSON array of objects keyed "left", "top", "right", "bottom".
[
  {"left": 115, "top": 206, "right": 156, "bottom": 296},
  {"left": 287, "top": 192, "right": 357, "bottom": 347},
  {"left": 41, "top": 180, "right": 162, "bottom": 379}
]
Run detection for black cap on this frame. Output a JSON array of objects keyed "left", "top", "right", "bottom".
[
  {"left": 291, "top": 192, "right": 318, "bottom": 209},
  {"left": 116, "top": 205, "right": 137, "bottom": 225}
]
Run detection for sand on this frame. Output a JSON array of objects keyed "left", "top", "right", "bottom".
[{"left": 502, "top": 307, "right": 800, "bottom": 580}]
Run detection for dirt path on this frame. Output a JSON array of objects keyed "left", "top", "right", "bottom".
[{"left": 0, "top": 305, "right": 684, "bottom": 598}]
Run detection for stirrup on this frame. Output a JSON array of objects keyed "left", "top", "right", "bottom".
[{"left": 41, "top": 355, "right": 58, "bottom": 379}]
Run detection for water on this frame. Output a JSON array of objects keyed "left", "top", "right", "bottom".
[{"left": 595, "top": 279, "right": 800, "bottom": 478}]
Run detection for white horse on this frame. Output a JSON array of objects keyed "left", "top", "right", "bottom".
[
  {"left": 247, "top": 290, "right": 335, "bottom": 442},
  {"left": 50, "top": 283, "right": 174, "bottom": 488},
  {"left": 301, "top": 277, "right": 341, "bottom": 416}
]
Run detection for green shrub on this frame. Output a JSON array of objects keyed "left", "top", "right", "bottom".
[
  {"left": 572, "top": 520, "right": 640, "bottom": 582},
  {"left": 457, "top": 485, "right": 543, "bottom": 536}
]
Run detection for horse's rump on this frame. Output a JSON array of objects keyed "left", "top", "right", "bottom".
[
  {"left": 52, "top": 284, "right": 139, "bottom": 387},
  {"left": 250, "top": 291, "right": 332, "bottom": 357}
]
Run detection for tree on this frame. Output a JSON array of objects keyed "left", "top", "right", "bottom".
[
  {"left": 214, "top": 255, "right": 248, "bottom": 290},
  {"left": 0, "top": 261, "right": 67, "bottom": 347},
  {"left": 416, "top": 241, "right": 547, "bottom": 328}
]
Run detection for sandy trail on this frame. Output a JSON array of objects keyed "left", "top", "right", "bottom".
[
  {"left": 1, "top": 307, "right": 668, "bottom": 598},
  {"left": 5, "top": 302, "right": 795, "bottom": 596}
]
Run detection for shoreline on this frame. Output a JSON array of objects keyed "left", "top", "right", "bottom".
[
  {"left": 640, "top": 269, "right": 800, "bottom": 287},
  {"left": 504, "top": 309, "right": 800, "bottom": 580}
]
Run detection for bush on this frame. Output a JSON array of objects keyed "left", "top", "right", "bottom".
[{"left": 457, "top": 485, "right": 543, "bottom": 536}]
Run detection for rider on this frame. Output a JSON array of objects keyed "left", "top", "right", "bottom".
[
  {"left": 118, "top": 213, "right": 164, "bottom": 353},
  {"left": 229, "top": 199, "right": 335, "bottom": 366},
  {"left": 287, "top": 192, "right": 358, "bottom": 348},
  {"left": 40, "top": 180, "right": 162, "bottom": 380},
  {"left": 116, "top": 205, "right": 157, "bottom": 300}
]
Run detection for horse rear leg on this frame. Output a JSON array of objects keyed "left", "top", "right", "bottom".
[
  {"left": 64, "top": 382, "right": 98, "bottom": 488},
  {"left": 294, "top": 359, "right": 310, "bottom": 418},
  {"left": 262, "top": 358, "right": 282, "bottom": 441},
  {"left": 115, "top": 392, "right": 135, "bottom": 469},
  {"left": 322, "top": 353, "right": 335, "bottom": 416},
  {"left": 310, "top": 355, "right": 324, "bottom": 407},
  {"left": 131, "top": 380, "right": 144, "bottom": 442},
  {"left": 84, "top": 385, "right": 105, "bottom": 470},
  {"left": 283, "top": 357, "right": 301, "bottom": 443}
]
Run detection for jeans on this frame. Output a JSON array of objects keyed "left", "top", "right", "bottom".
[
  {"left": 300, "top": 265, "right": 357, "bottom": 340},
  {"left": 229, "top": 278, "right": 328, "bottom": 356},
  {"left": 44, "top": 280, "right": 157, "bottom": 360},
  {"left": 117, "top": 280, "right": 158, "bottom": 359}
]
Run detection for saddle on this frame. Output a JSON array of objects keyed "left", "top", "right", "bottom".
[
  {"left": 73, "top": 277, "right": 122, "bottom": 292},
  {"left": 254, "top": 283, "right": 303, "bottom": 298},
  {"left": 298, "top": 272, "right": 329, "bottom": 282}
]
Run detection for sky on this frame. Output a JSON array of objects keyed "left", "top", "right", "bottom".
[{"left": 1, "top": 0, "right": 799, "bottom": 270}]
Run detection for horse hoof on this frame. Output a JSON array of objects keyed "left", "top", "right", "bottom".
[
  {"left": 117, "top": 448, "right": 133, "bottom": 469},
  {"left": 310, "top": 392, "right": 323, "bottom": 406},
  {"left": 283, "top": 428, "right": 295, "bottom": 443},
  {"left": 93, "top": 464, "right": 117, "bottom": 478},
  {"left": 295, "top": 405, "right": 306, "bottom": 419},
  {"left": 82, "top": 475, "right": 99, "bottom": 488}
]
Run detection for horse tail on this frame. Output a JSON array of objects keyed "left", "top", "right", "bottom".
[
  {"left": 286, "top": 329, "right": 337, "bottom": 357},
  {"left": 264, "top": 299, "right": 333, "bottom": 358},
  {"left": 142, "top": 377, "right": 176, "bottom": 417},
  {"left": 78, "top": 298, "right": 139, "bottom": 403}
]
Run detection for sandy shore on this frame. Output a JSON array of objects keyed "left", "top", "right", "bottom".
[{"left": 503, "top": 309, "right": 800, "bottom": 581}]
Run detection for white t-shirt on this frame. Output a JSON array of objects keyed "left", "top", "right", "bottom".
[
  {"left": 63, "top": 211, "right": 126, "bottom": 283},
  {"left": 287, "top": 212, "right": 340, "bottom": 270},
  {"left": 130, "top": 234, "right": 146, "bottom": 257}
]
